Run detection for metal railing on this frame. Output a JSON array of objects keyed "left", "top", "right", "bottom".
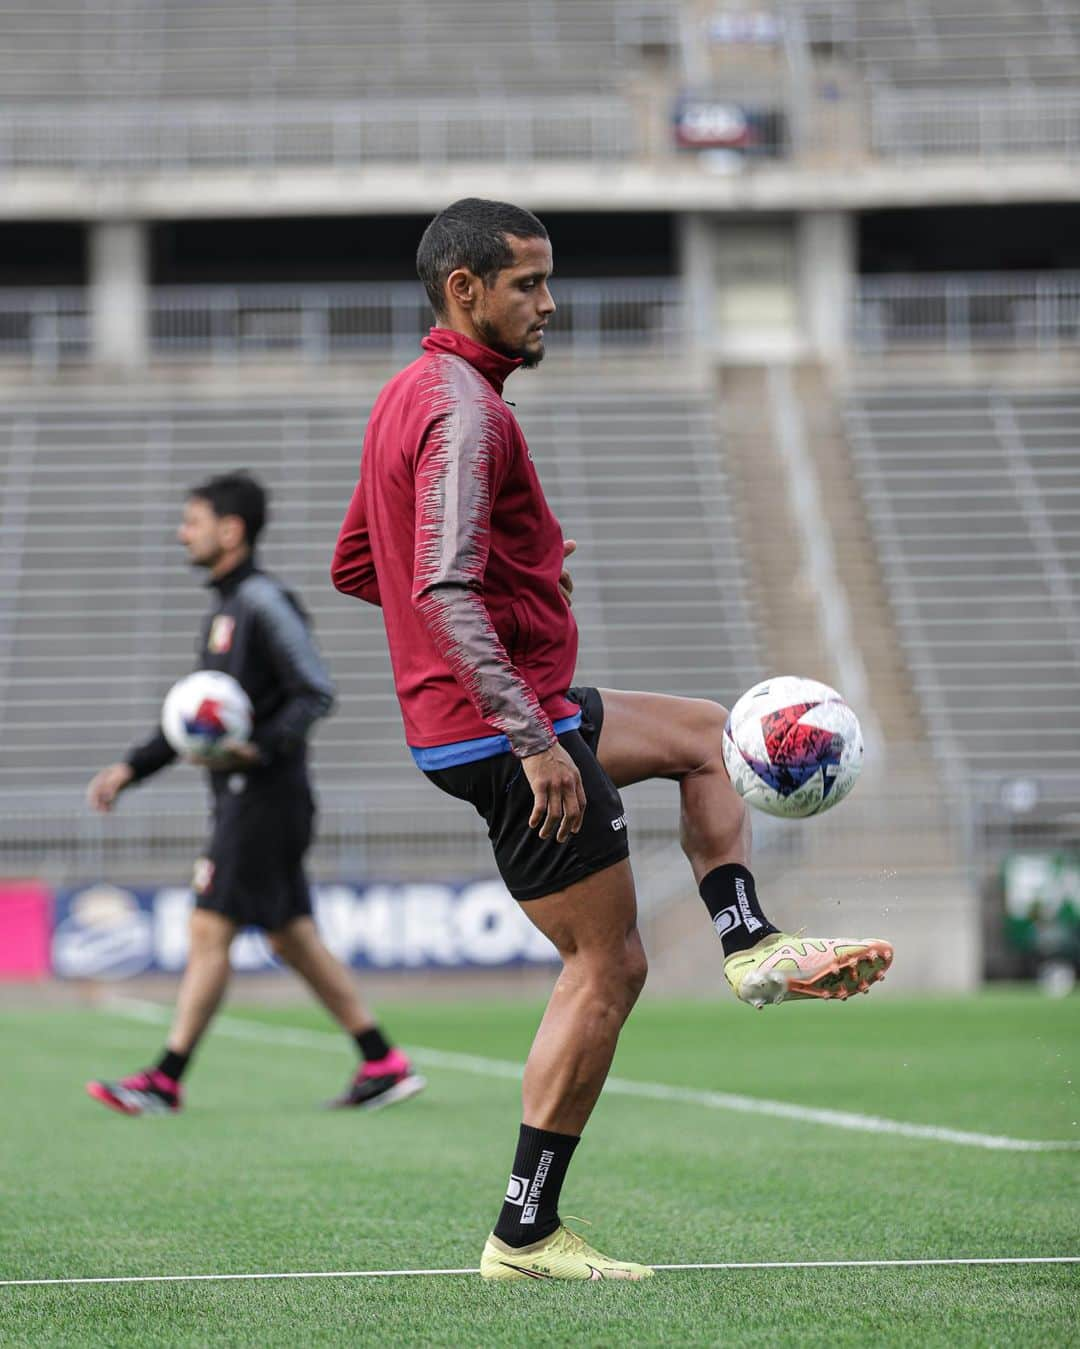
[
  {"left": 0, "top": 288, "right": 90, "bottom": 365},
  {"left": 853, "top": 272, "right": 1080, "bottom": 351},
  {"left": 0, "top": 279, "right": 686, "bottom": 365},
  {"left": 870, "top": 86, "right": 1080, "bottom": 159},
  {"left": 0, "top": 98, "right": 638, "bottom": 171}
]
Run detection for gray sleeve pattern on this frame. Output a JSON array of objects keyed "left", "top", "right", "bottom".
[
  {"left": 242, "top": 575, "right": 335, "bottom": 759},
  {"left": 411, "top": 356, "right": 556, "bottom": 758}
]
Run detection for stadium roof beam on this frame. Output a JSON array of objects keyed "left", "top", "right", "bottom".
[{"left": 2, "top": 160, "right": 1080, "bottom": 221}]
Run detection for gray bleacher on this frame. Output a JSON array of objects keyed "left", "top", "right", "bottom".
[
  {"left": 801, "top": 0, "right": 1080, "bottom": 88},
  {"left": 846, "top": 386, "right": 1080, "bottom": 794},
  {"left": 0, "top": 378, "right": 761, "bottom": 863},
  {"left": 0, "top": 0, "right": 658, "bottom": 100}
]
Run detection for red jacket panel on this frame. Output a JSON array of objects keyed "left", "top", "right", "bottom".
[{"left": 332, "top": 327, "right": 579, "bottom": 754}]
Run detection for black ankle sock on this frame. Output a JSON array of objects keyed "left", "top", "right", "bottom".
[
  {"left": 156, "top": 1049, "right": 190, "bottom": 1084},
  {"left": 699, "top": 863, "right": 779, "bottom": 957},
  {"left": 493, "top": 1123, "right": 580, "bottom": 1248},
  {"left": 355, "top": 1026, "right": 392, "bottom": 1063}
]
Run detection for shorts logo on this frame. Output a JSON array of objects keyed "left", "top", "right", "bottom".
[
  {"left": 208, "top": 614, "right": 235, "bottom": 654},
  {"left": 504, "top": 1174, "right": 529, "bottom": 1206},
  {"left": 192, "top": 857, "right": 215, "bottom": 896},
  {"left": 610, "top": 813, "right": 628, "bottom": 832}
]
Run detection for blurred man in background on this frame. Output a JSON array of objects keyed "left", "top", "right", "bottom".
[{"left": 86, "top": 471, "right": 423, "bottom": 1117}]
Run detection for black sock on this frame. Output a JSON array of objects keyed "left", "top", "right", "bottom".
[
  {"left": 355, "top": 1026, "right": 392, "bottom": 1062},
  {"left": 493, "top": 1123, "right": 580, "bottom": 1248},
  {"left": 156, "top": 1049, "right": 190, "bottom": 1084},
  {"left": 699, "top": 863, "right": 779, "bottom": 957}
]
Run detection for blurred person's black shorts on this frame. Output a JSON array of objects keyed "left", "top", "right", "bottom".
[
  {"left": 424, "top": 686, "right": 629, "bottom": 902},
  {"left": 194, "top": 770, "right": 315, "bottom": 931}
]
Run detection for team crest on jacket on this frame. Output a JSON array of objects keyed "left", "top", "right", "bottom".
[{"left": 208, "top": 614, "right": 235, "bottom": 654}]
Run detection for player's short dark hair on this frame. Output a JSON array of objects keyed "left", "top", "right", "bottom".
[
  {"left": 416, "top": 197, "right": 549, "bottom": 317},
  {"left": 188, "top": 471, "right": 268, "bottom": 547}
]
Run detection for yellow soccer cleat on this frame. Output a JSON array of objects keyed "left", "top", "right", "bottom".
[
  {"left": 480, "top": 1223, "right": 654, "bottom": 1282},
  {"left": 724, "top": 932, "right": 893, "bottom": 1009}
]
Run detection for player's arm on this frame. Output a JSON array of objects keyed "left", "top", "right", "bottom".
[
  {"left": 410, "top": 417, "right": 585, "bottom": 843},
  {"left": 247, "top": 585, "right": 336, "bottom": 763},
  {"left": 87, "top": 729, "right": 177, "bottom": 813},
  {"left": 331, "top": 481, "right": 381, "bottom": 606}
]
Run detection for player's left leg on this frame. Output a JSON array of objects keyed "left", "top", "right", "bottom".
[
  {"left": 592, "top": 688, "right": 892, "bottom": 1006},
  {"left": 267, "top": 916, "right": 425, "bottom": 1110},
  {"left": 86, "top": 907, "right": 237, "bottom": 1116}
]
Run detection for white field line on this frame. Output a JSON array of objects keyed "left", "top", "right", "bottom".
[
  {"left": 3, "top": 1257, "right": 1079, "bottom": 1289},
  {"left": 105, "top": 997, "right": 1080, "bottom": 1154}
]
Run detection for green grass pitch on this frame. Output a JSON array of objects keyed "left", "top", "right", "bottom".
[{"left": 2, "top": 989, "right": 1078, "bottom": 1346}]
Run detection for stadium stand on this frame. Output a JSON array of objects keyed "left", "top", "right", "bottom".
[
  {"left": 796, "top": 0, "right": 1080, "bottom": 157},
  {"left": 0, "top": 376, "right": 761, "bottom": 871},
  {"left": 0, "top": 0, "right": 676, "bottom": 99},
  {"left": 847, "top": 385, "right": 1080, "bottom": 793},
  {"left": 801, "top": 0, "right": 1080, "bottom": 90}
]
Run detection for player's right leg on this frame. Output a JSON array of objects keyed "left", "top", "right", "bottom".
[
  {"left": 480, "top": 858, "right": 652, "bottom": 1281},
  {"left": 86, "top": 907, "right": 236, "bottom": 1115}
]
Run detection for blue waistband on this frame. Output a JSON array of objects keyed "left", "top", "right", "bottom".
[{"left": 411, "top": 711, "right": 583, "bottom": 771}]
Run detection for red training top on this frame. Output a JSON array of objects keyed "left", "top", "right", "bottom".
[{"left": 331, "top": 327, "right": 579, "bottom": 756}]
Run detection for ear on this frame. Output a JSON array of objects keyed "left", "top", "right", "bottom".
[
  {"left": 221, "top": 514, "right": 246, "bottom": 549},
  {"left": 445, "top": 267, "right": 480, "bottom": 312}
]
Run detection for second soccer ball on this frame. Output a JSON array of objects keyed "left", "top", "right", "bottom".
[{"left": 161, "top": 669, "right": 253, "bottom": 759}]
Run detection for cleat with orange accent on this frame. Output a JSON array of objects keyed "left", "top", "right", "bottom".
[{"left": 724, "top": 933, "right": 893, "bottom": 1008}]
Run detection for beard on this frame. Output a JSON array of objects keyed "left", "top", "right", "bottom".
[
  {"left": 475, "top": 315, "right": 546, "bottom": 368},
  {"left": 187, "top": 545, "right": 223, "bottom": 571}
]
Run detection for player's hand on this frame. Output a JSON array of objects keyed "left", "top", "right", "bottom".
[
  {"left": 187, "top": 740, "right": 263, "bottom": 771},
  {"left": 522, "top": 741, "right": 587, "bottom": 843},
  {"left": 559, "top": 538, "right": 576, "bottom": 608},
  {"left": 86, "top": 762, "right": 135, "bottom": 813}
]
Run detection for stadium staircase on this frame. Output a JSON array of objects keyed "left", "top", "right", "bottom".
[{"left": 636, "top": 363, "right": 974, "bottom": 994}]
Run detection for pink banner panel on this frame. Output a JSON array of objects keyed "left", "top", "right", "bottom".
[{"left": 0, "top": 881, "right": 53, "bottom": 980}]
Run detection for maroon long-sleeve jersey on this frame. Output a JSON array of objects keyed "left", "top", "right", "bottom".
[{"left": 332, "top": 327, "right": 580, "bottom": 757}]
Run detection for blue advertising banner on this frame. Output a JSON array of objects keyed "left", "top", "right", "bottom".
[{"left": 51, "top": 880, "right": 558, "bottom": 979}]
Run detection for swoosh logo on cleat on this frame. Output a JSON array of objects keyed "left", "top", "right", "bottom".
[
  {"left": 585, "top": 1264, "right": 604, "bottom": 1280},
  {"left": 499, "top": 1262, "right": 551, "bottom": 1280}
]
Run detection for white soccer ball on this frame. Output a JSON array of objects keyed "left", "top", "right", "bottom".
[
  {"left": 161, "top": 670, "right": 253, "bottom": 758},
  {"left": 722, "top": 676, "right": 863, "bottom": 819}
]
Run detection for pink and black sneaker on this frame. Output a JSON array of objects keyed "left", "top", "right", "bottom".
[
  {"left": 325, "top": 1048, "right": 426, "bottom": 1111},
  {"left": 86, "top": 1068, "right": 182, "bottom": 1117}
]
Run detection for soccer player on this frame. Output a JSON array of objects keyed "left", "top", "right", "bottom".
[
  {"left": 331, "top": 199, "right": 892, "bottom": 1281},
  {"left": 86, "top": 472, "right": 423, "bottom": 1117}
]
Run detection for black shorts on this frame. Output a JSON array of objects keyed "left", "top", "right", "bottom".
[
  {"left": 424, "top": 686, "right": 629, "bottom": 903},
  {"left": 194, "top": 771, "right": 315, "bottom": 932}
]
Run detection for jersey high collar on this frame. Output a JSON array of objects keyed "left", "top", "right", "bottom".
[
  {"left": 421, "top": 327, "right": 523, "bottom": 395},
  {"left": 208, "top": 555, "right": 257, "bottom": 596}
]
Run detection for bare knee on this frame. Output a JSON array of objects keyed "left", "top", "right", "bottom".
[
  {"left": 575, "top": 930, "right": 648, "bottom": 1022},
  {"left": 188, "top": 908, "right": 235, "bottom": 959},
  {"left": 626, "top": 932, "right": 649, "bottom": 1002},
  {"left": 266, "top": 916, "right": 315, "bottom": 964},
  {"left": 694, "top": 699, "right": 730, "bottom": 773}
]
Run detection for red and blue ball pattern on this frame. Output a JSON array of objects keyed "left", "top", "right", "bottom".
[{"left": 722, "top": 676, "right": 863, "bottom": 819}]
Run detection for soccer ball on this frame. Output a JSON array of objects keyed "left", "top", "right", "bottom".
[
  {"left": 722, "top": 676, "right": 863, "bottom": 819},
  {"left": 161, "top": 670, "right": 253, "bottom": 758}
]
